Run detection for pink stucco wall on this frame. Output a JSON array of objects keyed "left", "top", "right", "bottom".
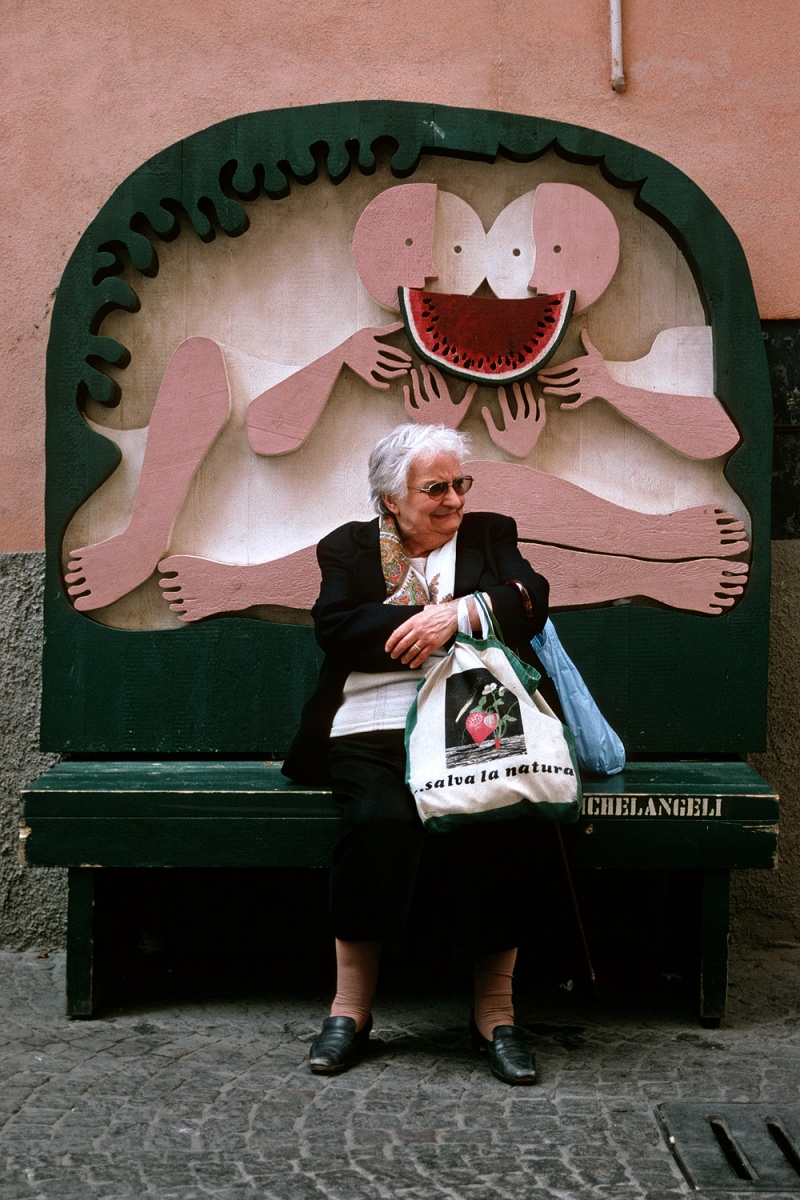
[{"left": 3, "top": 0, "right": 798, "bottom": 549}]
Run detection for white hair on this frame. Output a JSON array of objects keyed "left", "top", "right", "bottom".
[{"left": 368, "top": 424, "right": 471, "bottom": 515}]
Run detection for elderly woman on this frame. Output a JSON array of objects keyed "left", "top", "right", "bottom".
[{"left": 282, "top": 423, "right": 549, "bottom": 1084}]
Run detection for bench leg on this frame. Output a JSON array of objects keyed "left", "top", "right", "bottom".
[
  {"left": 699, "top": 868, "right": 730, "bottom": 1028},
  {"left": 66, "top": 868, "right": 97, "bottom": 1018}
]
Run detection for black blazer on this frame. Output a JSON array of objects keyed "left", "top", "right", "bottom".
[{"left": 282, "top": 511, "right": 549, "bottom": 783}]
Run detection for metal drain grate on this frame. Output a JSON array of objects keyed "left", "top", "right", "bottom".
[{"left": 657, "top": 1104, "right": 800, "bottom": 1191}]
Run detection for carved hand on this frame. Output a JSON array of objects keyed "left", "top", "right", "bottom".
[
  {"left": 537, "top": 329, "right": 613, "bottom": 411},
  {"left": 482, "top": 381, "right": 545, "bottom": 457},
  {"left": 403, "top": 362, "right": 477, "bottom": 428},
  {"left": 341, "top": 322, "right": 413, "bottom": 389},
  {"left": 538, "top": 327, "right": 740, "bottom": 458}
]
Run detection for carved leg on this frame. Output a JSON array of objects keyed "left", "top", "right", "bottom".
[
  {"left": 468, "top": 459, "right": 749, "bottom": 560},
  {"left": 525, "top": 543, "right": 748, "bottom": 615},
  {"left": 158, "top": 545, "right": 321, "bottom": 621},
  {"left": 699, "top": 868, "right": 730, "bottom": 1028},
  {"left": 67, "top": 867, "right": 97, "bottom": 1018},
  {"left": 65, "top": 337, "right": 232, "bottom": 611}
]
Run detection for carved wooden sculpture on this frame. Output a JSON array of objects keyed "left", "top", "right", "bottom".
[
  {"left": 159, "top": 546, "right": 321, "bottom": 621},
  {"left": 66, "top": 337, "right": 231, "bottom": 611},
  {"left": 43, "top": 103, "right": 773, "bottom": 765},
  {"left": 64, "top": 178, "right": 750, "bottom": 622},
  {"left": 486, "top": 183, "right": 620, "bottom": 311},
  {"left": 537, "top": 330, "right": 740, "bottom": 461},
  {"left": 245, "top": 323, "right": 411, "bottom": 457},
  {"left": 37, "top": 108, "right": 776, "bottom": 1035}
]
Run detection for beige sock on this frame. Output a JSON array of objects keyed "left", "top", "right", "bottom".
[
  {"left": 329, "top": 938, "right": 381, "bottom": 1031},
  {"left": 473, "top": 947, "right": 518, "bottom": 1040}
]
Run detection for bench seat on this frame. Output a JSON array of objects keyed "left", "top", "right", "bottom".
[{"left": 21, "top": 759, "right": 778, "bottom": 1022}]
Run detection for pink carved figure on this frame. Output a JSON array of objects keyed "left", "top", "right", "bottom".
[
  {"left": 481, "top": 383, "right": 545, "bottom": 458},
  {"left": 65, "top": 179, "right": 749, "bottom": 622},
  {"left": 66, "top": 183, "right": 479, "bottom": 614},
  {"left": 245, "top": 181, "right": 446, "bottom": 457},
  {"left": 465, "top": 461, "right": 748, "bottom": 614},
  {"left": 350, "top": 181, "right": 439, "bottom": 309},
  {"left": 66, "top": 337, "right": 232, "bottom": 611},
  {"left": 404, "top": 363, "right": 478, "bottom": 428},
  {"left": 158, "top": 546, "right": 321, "bottom": 622},
  {"left": 537, "top": 329, "right": 737, "bottom": 460},
  {"left": 530, "top": 182, "right": 621, "bottom": 313}
]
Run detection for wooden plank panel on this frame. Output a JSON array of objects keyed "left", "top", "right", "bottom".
[
  {"left": 22, "top": 818, "right": 342, "bottom": 869},
  {"left": 25, "top": 756, "right": 777, "bottom": 790},
  {"left": 572, "top": 820, "right": 778, "bottom": 870},
  {"left": 22, "top": 758, "right": 778, "bottom": 810},
  {"left": 23, "top": 814, "right": 777, "bottom": 871},
  {"left": 21, "top": 759, "right": 778, "bottom": 871}
]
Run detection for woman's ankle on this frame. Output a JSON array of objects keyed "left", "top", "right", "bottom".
[
  {"left": 473, "top": 947, "right": 517, "bottom": 1039},
  {"left": 328, "top": 1006, "right": 372, "bottom": 1033},
  {"left": 330, "top": 938, "right": 381, "bottom": 1032}
]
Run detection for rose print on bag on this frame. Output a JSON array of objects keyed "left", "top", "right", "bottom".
[{"left": 444, "top": 668, "right": 527, "bottom": 767}]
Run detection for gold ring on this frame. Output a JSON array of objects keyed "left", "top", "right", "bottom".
[{"left": 412, "top": 642, "right": 422, "bottom": 651}]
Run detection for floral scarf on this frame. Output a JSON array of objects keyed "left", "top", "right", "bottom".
[{"left": 380, "top": 514, "right": 457, "bottom": 606}]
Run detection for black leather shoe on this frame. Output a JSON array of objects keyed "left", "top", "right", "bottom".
[
  {"left": 309, "top": 1015, "right": 373, "bottom": 1075},
  {"left": 470, "top": 1013, "right": 537, "bottom": 1085}
]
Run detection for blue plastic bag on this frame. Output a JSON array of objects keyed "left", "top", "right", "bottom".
[{"left": 531, "top": 619, "right": 626, "bottom": 776}]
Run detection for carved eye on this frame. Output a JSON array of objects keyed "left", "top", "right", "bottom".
[
  {"left": 553, "top": 245, "right": 562, "bottom": 254},
  {"left": 405, "top": 238, "right": 414, "bottom": 246},
  {"left": 453, "top": 245, "right": 462, "bottom": 254},
  {"left": 512, "top": 248, "right": 521, "bottom": 257}
]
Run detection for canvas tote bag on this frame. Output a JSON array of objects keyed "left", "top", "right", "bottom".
[{"left": 405, "top": 595, "right": 581, "bottom": 831}]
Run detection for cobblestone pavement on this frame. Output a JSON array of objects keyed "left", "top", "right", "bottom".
[{"left": 0, "top": 947, "right": 798, "bottom": 1199}]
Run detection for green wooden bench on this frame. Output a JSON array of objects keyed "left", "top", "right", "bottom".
[
  {"left": 21, "top": 759, "right": 778, "bottom": 1020},
  {"left": 21, "top": 102, "right": 778, "bottom": 1024}
]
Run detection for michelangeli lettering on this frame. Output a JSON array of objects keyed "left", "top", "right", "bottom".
[
  {"left": 418, "top": 761, "right": 575, "bottom": 792},
  {"left": 582, "top": 795, "right": 725, "bottom": 818}
]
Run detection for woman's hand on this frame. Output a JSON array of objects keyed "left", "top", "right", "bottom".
[{"left": 385, "top": 602, "right": 459, "bottom": 667}]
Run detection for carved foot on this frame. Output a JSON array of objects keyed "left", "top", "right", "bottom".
[
  {"left": 647, "top": 557, "right": 749, "bottom": 614},
  {"left": 649, "top": 506, "right": 749, "bottom": 560},
  {"left": 158, "top": 547, "right": 321, "bottom": 622},
  {"left": 529, "top": 541, "right": 750, "bottom": 614},
  {"left": 158, "top": 556, "right": 258, "bottom": 622},
  {"left": 66, "top": 534, "right": 163, "bottom": 611}
]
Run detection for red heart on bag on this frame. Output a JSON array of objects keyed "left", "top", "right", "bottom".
[{"left": 465, "top": 711, "right": 499, "bottom": 745}]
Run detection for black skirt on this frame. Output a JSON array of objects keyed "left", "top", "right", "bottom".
[{"left": 328, "top": 729, "right": 539, "bottom": 957}]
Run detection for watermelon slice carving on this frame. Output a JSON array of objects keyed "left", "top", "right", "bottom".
[{"left": 399, "top": 286, "right": 575, "bottom": 386}]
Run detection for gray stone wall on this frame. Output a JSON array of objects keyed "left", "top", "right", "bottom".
[
  {"left": 0, "top": 545, "right": 797, "bottom": 951},
  {"left": 738, "top": 539, "right": 800, "bottom": 948},
  {"left": 0, "top": 553, "right": 64, "bottom": 947}
]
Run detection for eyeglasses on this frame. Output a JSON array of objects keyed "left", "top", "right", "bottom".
[{"left": 407, "top": 476, "right": 474, "bottom": 500}]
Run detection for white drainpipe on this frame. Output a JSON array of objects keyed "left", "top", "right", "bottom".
[{"left": 610, "top": 0, "right": 627, "bottom": 93}]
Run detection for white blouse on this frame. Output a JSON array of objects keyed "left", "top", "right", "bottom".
[{"left": 330, "top": 553, "right": 445, "bottom": 738}]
